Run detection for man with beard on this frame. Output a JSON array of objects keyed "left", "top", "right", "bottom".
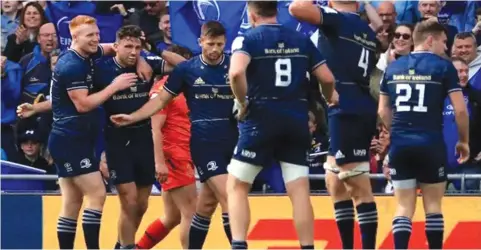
[{"left": 110, "top": 21, "right": 236, "bottom": 249}]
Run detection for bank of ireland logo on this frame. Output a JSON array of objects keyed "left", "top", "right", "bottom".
[{"left": 193, "top": 0, "right": 221, "bottom": 22}]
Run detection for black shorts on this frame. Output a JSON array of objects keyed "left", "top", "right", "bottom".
[{"left": 105, "top": 127, "right": 155, "bottom": 186}]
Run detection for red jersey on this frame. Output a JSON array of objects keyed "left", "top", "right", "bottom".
[{"left": 150, "top": 76, "right": 191, "bottom": 161}]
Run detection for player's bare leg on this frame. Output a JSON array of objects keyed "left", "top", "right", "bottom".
[
  {"left": 116, "top": 182, "right": 142, "bottom": 248},
  {"left": 329, "top": 156, "right": 378, "bottom": 249},
  {"left": 391, "top": 183, "right": 417, "bottom": 250},
  {"left": 280, "top": 162, "right": 314, "bottom": 248},
  {"left": 134, "top": 186, "right": 152, "bottom": 229},
  {"left": 57, "top": 178, "right": 83, "bottom": 249},
  {"left": 324, "top": 159, "right": 354, "bottom": 249},
  {"left": 171, "top": 183, "right": 197, "bottom": 248},
  {"left": 206, "top": 174, "right": 233, "bottom": 243},
  {"left": 226, "top": 159, "right": 262, "bottom": 249},
  {"left": 73, "top": 172, "right": 107, "bottom": 249},
  {"left": 188, "top": 183, "right": 219, "bottom": 249},
  {"left": 420, "top": 182, "right": 446, "bottom": 249}
]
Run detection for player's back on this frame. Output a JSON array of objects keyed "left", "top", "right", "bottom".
[
  {"left": 381, "top": 52, "right": 461, "bottom": 146},
  {"left": 240, "top": 24, "right": 320, "bottom": 118},
  {"left": 317, "top": 7, "right": 378, "bottom": 114},
  {"left": 50, "top": 49, "right": 98, "bottom": 136}
]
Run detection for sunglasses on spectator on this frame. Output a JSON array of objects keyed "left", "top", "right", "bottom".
[{"left": 394, "top": 33, "right": 411, "bottom": 40}]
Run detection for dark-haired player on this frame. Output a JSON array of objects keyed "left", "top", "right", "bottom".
[
  {"left": 227, "top": 1, "right": 337, "bottom": 249},
  {"left": 110, "top": 21, "right": 237, "bottom": 249},
  {"left": 94, "top": 25, "right": 185, "bottom": 249},
  {"left": 290, "top": 1, "right": 380, "bottom": 248},
  {"left": 379, "top": 20, "right": 469, "bottom": 249}
]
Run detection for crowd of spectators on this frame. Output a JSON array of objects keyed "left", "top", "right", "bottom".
[{"left": 1, "top": 0, "right": 481, "bottom": 194}]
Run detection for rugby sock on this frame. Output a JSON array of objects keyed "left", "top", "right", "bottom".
[
  {"left": 334, "top": 200, "right": 355, "bottom": 249},
  {"left": 188, "top": 213, "right": 211, "bottom": 249},
  {"left": 120, "top": 244, "right": 135, "bottom": 249},
  {"left": 232, "top": 240, "right": 248, "bottom": 249},
  {"left": 57, "top": 216, "right": 77, "bottom": 249},
  {"left": 114, "top": 240, "right": 121, "bottom": 249},
  {"left": 137, "top": 218, "right": 170, "bottom": 249},
  {"left": 222, "top": 213, "right": 233, "bottom": 244},
  {"left": 356, "top": 202, "right": 378, "bottom": 249},
  {"left": 392, "top": 216, "right": 412, "bottom": 249},
  {"left": 82, "top": 208, "right": 102, "bottom": 249},
  {"left": 300, "top": 245, "right": 314, "bottom": 249},
  {"left": 425, "top": 213, "right": 444, "bottom": 249}
]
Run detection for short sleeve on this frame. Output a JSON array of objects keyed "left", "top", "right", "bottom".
[
  {"left": 444, "top": 62, "right": 462, "bottom": 94},
  {"left": 58, "top": 63, "right": 89, "bottom": 92},
  {"left": 145, "top": 54, "right": 165, "bottom": 75},
  {"left": 306, "top": 37, "right": 326, "bottom": 72},
  {"left": 163, "top": 63, "right": 186, "bottom": 96},
  {"left": 319, "top": 6, "right": 342, "bottom": 31},
  {"left": 379, "top": 71, "right": 389, "bottom": 95},
  {"left": 231, "top": 35, "right": 252, "bottom": 57}
]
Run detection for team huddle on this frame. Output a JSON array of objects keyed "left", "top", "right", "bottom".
[{"left": 16, "top": 0, "right": 470, "bottom": 249}]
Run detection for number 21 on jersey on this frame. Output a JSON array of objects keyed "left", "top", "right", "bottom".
[{"left": 395, "top": 83, "right": 428, "bottom": 112}]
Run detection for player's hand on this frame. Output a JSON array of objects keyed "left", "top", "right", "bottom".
[
  {"left": 234, "top": 99, "right": 248, "bottom": 121},
  {"left": 99, "top": 160, "right": 109, "bottom": 180},
  {"left": 17, "top": 103, "right": 36, "bottom": 119},
  {"left": 328, "top": 90, "right": 339, "bottom": 107},
  {"left": 382, "top": 155, "right": 391, "bottom": 180},
  {"left": 137, "top": 57, "right": 153, "bottom": 81},
  {"left": 111, "top": 73, "right": 138, "bottom": 92},
  {"left": 155, "top": 163, "right": 169, "bottom": 183},
  {"left": 455, "top": 142, "right": 470, "bottom": 164},
  {"left": 110, "top": 114, "right": 136, "bottom": 127}
]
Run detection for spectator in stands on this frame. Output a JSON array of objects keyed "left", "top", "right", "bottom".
[
  {"left": 128, "top": 0, "right": 167, "bottom": 49},
  {"left": 371, "top": 24, "right": 414, "bottom": 99},
  {"left": 369, "top": 123, "right": 390, "bottom": 192},
  {"left": 16, "top": 128, "right": 57, "bottom": 190},
  {"left": 18, "top": 23, "right": 57, "bottom": 104},
  {"left": 156, "top": 7, "right": 172, "bottom": 52},
  {"left": 376, "top": 23, "right": 395, "bottom": 53},
  {"left": 3, "top": 1, "right": 47, "bottom": 62},
  {"left": 1, "top": 0, "right": 22, "bottom": 52},
  {"left": 437, "top": 0, "right": 477, "bottom": 33},
  {"left": 443, "top": 57, "right": 481, "bottom": 191},
  {"left": 417, "top": 0, "right": 458, "bottom": 56},
  {"left": 377, "top": 1, "right": 397, "bottom": 31},
  {"left": 1, "top": 54, "right": 22, "bottom": 162},
  {"left": 368, "top": 1, "right": 419, "bottom": 25},
  {"left": 452, "top": 32, "right": 481, "bottom": 90}
]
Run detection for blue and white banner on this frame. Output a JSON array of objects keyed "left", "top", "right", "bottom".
[{"left": 170, "top": 0, "right": 326, "bottom": 54}]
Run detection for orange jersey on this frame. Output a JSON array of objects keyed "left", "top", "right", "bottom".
[{"left": 150, "top": 76, "right": 192, "bottom": 161}]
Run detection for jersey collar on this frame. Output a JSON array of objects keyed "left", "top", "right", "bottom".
[
  {"left": 113, "top": 57, "right": 124, "bottom": 69},
  {"left": 68, "top": 48, "right": 86, "bottom": 60},
  {"left": 200, "top": 54, "right": 225, "bottom": 67}
]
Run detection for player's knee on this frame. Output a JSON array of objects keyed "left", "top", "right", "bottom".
[
  {"left": 325, "top": 171, "right": 350, "bottom": 199},
  {"left": 338, "top": 162, "right": 370, "bottom": 181},
  {"left": 227, "top": 159, "right": 262, "bottom": 185},
  {"left": 136, "top": 199, "right": 149, "bottom": 219},
  {"left": 279, "top": 162, "right": 309, "bottom": 184},
  {"left": 61, "top": 195, "right": 83, "bottom": 218},
  {"left": 84, "top": 187, "right": 106, "bottom": 210}
]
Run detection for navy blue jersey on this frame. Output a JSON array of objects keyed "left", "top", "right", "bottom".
[
  {"left": 317, "top": 6, "right": 378, "bottom": 114},
  {"left": 94, "top": 56, "right": 165, "bottom": 128},
  {"left": 231, "top": 24, "right": 325, "bottom": 119},
  {"left": 163, "top": 54, "right": 238, "bottom": 145},
  {"left": 380, "top": 51, "right": 461, "bottom": 145},
  {"left": 50, "top": 46, "right": 104, "bottom": 136}
]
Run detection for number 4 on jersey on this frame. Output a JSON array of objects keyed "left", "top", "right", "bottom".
[{"left": 358, "top": 48, "right": 369, "bottom": 77}]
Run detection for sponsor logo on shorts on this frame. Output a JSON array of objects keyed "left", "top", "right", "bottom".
[
  {"left": 353, "top": 149, "right": 367, "bottom": 157},
  {"left": 241, "top": 149, "right": 256, "bottom": 159},
  {"left": 335, "top": 150, "right": 345, "bottom": 159},
  {"left": 64, "top": 162, "right": 72, "bottom": 172}
]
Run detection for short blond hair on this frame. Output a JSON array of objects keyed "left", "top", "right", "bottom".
[{"left": 69, "top": 15, "right": 97, "bottom": 33}]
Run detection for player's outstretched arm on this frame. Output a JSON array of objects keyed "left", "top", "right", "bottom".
[
  {"left": 378, "top": 94, "right": 392, "bottom": 130},
  {"left": 159, "top": 50, "right": 187, "bottom": 74},
  {"left": 126, "top": 89, "right": 174, "bottom": 124},
  {"left": 17, "top": 100, "right": 52, "bottom": 119},
  {"left": 289, "top": 0, "right": 322, "bottom": 25},
  {"left": 69, "top": 73, "right": 138, "bottom": 113},
  {"left": 151, "top": 112, "right": 169, "bottom": 183},
  {"left": 363, "top": 1, "right": 383, "bottom": 32}
]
